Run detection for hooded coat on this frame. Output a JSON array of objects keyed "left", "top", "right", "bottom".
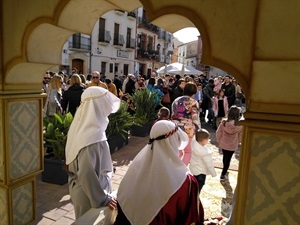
[{"left": 216, "top": 120, "right": 243, "bottom": 151}]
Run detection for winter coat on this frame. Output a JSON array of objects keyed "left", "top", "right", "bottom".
[
  {"left": 44, "top": 89, "right": 62, "bottom": 117},
  {"left": 61, "top": 85, "right": 84, "bottom": 116},
  {"left": 125, "top": 79, "right": 136, "bottom": 95},
  {"left": 212, "top": 96, "right": 229, "bottom": 117},
  {"left": 190, "top": 140, "right": 217, "bottom": 177},
  {"left": 216, "top": 120, "right": 243, "bottom": 151}
]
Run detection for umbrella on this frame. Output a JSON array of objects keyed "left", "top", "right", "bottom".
[{"left": 156, "top": 62, "right": 203, "bottom": 76}]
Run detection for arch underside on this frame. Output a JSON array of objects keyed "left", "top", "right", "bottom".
[{"left": 2, "top": 0, "right": 300, "bottom": 115}]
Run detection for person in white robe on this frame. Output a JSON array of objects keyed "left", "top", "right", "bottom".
[{"left": 65, "top": 86, "right": 120, "bottom": 218}]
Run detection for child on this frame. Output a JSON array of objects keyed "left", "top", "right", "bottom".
[
  {"left": 190, "top": 129, "right": 217, "bottom": 193},
  {"left": 157, "top": 107, "right": 170, "bottom": 121},
  {"left": 216, "top": 105, "right": 243, "bottom": 180},
  {"left": 153, "top": 107, "right": 170, "bottom": 126},
  {"left": 212, "top": 90, "right": 229, "bottom": 129}
]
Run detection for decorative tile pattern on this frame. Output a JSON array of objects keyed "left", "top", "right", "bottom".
[
  {"left": 0, "top": 188, "right": 8, "bottom": 225},
  {"left": 245, "top": 132, "right": 300, "bottom": 225},
  {"left": 12, "top": 182, "right": 34, "bottom": 224},
  {"left": 8, "top": 100, "right": 41, "bottom": 180},
  {"left": 0, "top": 101, "right": 4, "bottom": 182}
]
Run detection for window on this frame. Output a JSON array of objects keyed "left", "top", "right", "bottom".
[
  {"left": 141, "top": 34, "right": 146, "bottom": 49},
  {"left": 147, "top": 36, "right": 153, "bottom": 51},
  {"left": 114, "top": 23, "right": 120, "bottom": 45},
  {"left": 72, "top": 33, "right": 81, "bottom": 48},
  {"left": 109, "top": 63, "right": 113, "bottom": 73},
  {"left": 115, "top": 63, "right": 119, "bottom": 73},
  {"left": 126, "top": 28, "right": 131, "bottom": 48},
  {"left": 101, "top": 62, "right": 106, "bottom": 75},
  {"left": 98, "top": 18, "right": 105, "bottom": 42},
  {"left": 123, "top": 64, "right": 129, "bottom": 76}
]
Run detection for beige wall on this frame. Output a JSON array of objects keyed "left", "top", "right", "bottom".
[{"left": 0, "top": 0, "right": 299, "bottom": 224}]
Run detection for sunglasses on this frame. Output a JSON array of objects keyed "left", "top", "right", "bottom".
[{"left": 93, "top": 77, "right": 99, "bottom": 79}]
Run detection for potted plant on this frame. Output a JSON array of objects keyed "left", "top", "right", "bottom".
[
  {"left": 42, "top": 112, "right": 73, "bottom": 185},
  {"left": 130, "top": 89, "right": 161, "bottom": 137},
  {"left": 106, "top": 101, "right": 135, "bottom": 154}
]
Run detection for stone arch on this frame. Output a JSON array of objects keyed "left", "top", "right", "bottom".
[
  {"left": 8, "top": 2, "right": 249, "bottom": 97},
  {"left": 4, "top": 0, "right": 142, "bottom": 91},
  {"left": 1, "top": 1, "right": 299, "bottom": 225},
  {"left": 144, "top": 5, "right": 250, "bottom": 96}
]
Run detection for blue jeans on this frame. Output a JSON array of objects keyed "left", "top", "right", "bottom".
[{"left": 194, "top": 174, "right": 206, "bottom": 193}]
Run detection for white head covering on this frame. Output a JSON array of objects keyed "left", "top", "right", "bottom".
[
  {"left": 117, "top": 120, "right": 189, "bottom": 225},
  {"left": 65, "top": 86, "right": 120, "bottom": 165}
]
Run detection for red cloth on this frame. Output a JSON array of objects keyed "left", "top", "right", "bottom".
[{"left": 114, "top": 174, "right": 204, "bottom": 225}]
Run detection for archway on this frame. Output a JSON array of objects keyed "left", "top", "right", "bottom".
[{"left": 1, "top": 1, "right": 299, "bottom": 225}]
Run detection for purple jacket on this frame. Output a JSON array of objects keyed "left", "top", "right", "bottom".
[{"left": 216, "top": 120, "right": 243, "bottom": 151}]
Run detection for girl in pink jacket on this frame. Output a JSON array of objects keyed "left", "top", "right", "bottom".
[{"left": 216, "top": 106, "right": 243, "bottom": 180}]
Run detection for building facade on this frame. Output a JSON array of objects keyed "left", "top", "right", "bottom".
[
  {"left": 1, "top": 1, "right": 299, "bottom": 225},
  {"left": 60, "top": 8, "right": 174, "bottom": 79}
]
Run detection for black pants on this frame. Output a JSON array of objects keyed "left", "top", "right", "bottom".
[
  {"left": 194, "top": 174, "right": 206, "bottom": 193},
  {"left": 221, "top": 149, "right": 235, "bottom": 176}
]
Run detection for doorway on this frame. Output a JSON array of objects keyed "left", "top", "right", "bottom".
[
  {"left": 123, "top": 64, "right": 129, "bottom": 76},
  {"left": 72, "top": 59, "right": 83, "bottom": 74}
]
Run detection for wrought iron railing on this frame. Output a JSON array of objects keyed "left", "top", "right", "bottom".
[
  {"left": 113, "top": 34, "right": 125, "bottom": 46},
  {"left": 137, "top": 17, "right": 159, "bottom": 33},
  {"left": 127, "top": 11, "right": 136, "bottom": 18},
  {"left": 126, "top": 38, "right": 135, "bottom": 49},
  {"left": 69, "top": 34, "right": 91, "bottom": 50},
  {"left": 98, "top": 30, "right": 111, "bottom": 43}
]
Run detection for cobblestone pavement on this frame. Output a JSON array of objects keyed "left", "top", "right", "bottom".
[{"left": 33, "top": 121, "right": 239, "bottom": 224}]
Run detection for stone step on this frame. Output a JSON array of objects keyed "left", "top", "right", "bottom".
[{"left": 73, "top": 207, "right": 117, "bottom": 225}]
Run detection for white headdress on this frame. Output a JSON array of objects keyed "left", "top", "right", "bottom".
[
  {"left": 65, "top": 86, "right": 120, "bottom": 165},
  {"left": 117, "top": 120, "right": 189, "bottom": 224}
]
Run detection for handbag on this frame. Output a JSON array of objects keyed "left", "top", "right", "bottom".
[{"left": 162, "top": 92, "right": 171, "bottom": 103}]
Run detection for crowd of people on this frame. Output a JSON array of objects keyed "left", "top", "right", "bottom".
[{"left": 42, "top": 69, "right": 244, "bottom": 224}]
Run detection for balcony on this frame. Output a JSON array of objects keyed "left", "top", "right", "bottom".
[
  {"left": 98, "top": 30, "right": 111, "bottom": 46},
  {"left": 115, "top": 10, "right": 125, "bottom": 16},
  {"left": 125, "top": 38, "right": 135, "bottom": 50},
  {"left": 165, "top": 55, "right": 171, "bottom": 64},
  {"left": 127, "top": 11, "right": 136, "bottom": 20},
  {"left": 137, "top": 17, "right": 159, "bottom": 34},
  {"left": 165, "top": 33, "right": 172, "bottom": 43},
  {"left": 113, "top": 34, "right": 125, "bottom": 48},
  {"left": 137, "top": 48, "right": 159, "bottom": 61},
  {"left": 158, "top": 54, "right": 165, "bottom": 63},
  {"left": 69, "top": 35, "right": 91, "bottom": 51},
  {"left": 137, "top": 48, "right": 149, "bottom": 59},
  {"left": 158, "top": 29, "right": 166, "bottom": 40}
]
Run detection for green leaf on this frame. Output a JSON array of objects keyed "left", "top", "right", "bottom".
[
  {"left": 43, "top": 112, "right": 74, "bottom": 160},
  {"left": 106, "top": 101, "right": 135, "bottom": 138},
  {"left": 131, "top": 89, "right": 160, "bottom": 125}
]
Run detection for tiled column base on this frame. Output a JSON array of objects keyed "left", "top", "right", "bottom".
[
  {"left": 0, "top": 178, "right": 36, "bottom": 225},
  {"left": 0, "top": 94, "right": 44, "bottom": 225}
]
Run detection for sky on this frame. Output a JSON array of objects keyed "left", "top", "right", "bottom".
[{"left": 173, "top": 27, "right": 200, "bottom": 43}]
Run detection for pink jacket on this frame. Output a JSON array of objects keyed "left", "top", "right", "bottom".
[
  {"left": 216, "top": 120, "right": 243, "bottom": 151},
  {"left": 212, "top": 96, "right": 229, "bottom": 117},
  {"left": 213, "top": 79, "right": 222, "bottom": 93}
]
